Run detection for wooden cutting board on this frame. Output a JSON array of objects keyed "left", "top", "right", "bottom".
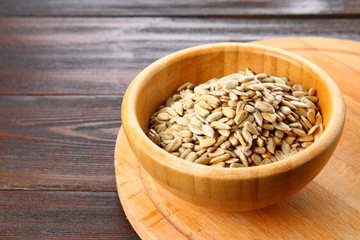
[{"left": 115, "top": 37, "right": 360, "bottom": 239}]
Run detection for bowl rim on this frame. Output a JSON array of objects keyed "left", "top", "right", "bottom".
[{"left": 122, "top": 42, "right": 345, "bottom": 180}]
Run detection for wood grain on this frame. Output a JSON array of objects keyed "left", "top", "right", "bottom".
[
  {"left": 0, "top": 191, "right": 140, "bottom": 239},
  {"left": 115, "top": 37, "right": 360, "bottom": 238},
  {"left": 0, "top": 0, "right": 359, "bottom": 17},
  {"left": 0, "top": 96, "right": 121, "bottom": 191},
  {"left": 115, "top": 136, "right": 186, "bottom": 240},
  {"left": 0, "top": 18, "right": 359, "bottom": 95}
]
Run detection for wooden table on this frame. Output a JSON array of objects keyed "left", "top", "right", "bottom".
[{"left": 1, "top": 1, "right": 359, "bottom": 239}]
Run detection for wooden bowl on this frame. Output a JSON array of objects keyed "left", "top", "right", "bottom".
[{"left": 121, "top": 43, "right": 345, "bottom": 211}]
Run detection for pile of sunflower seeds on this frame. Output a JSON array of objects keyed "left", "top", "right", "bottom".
[{"left": 147, "top": 68, "right": 323, "bottom": 168}]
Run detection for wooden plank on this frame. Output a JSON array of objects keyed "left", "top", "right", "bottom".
[
  {"left": 0, "top": 0, "right": 359, "bottom": 17},
  {"left": 115, "top": 132, "right": 187, "bottom": 239},
  {"left": 0, "top": 190, "right": 140, "bottom": 239},
  {"left": 0, "top": 17, "right": 359, "bottom": 95},
  {"left": 0, "top": 96, "right": 121, "bottom": 191}
]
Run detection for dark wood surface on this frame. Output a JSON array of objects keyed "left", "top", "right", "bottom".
[{"left": 0, "top": 1, "right": 359, "bottom": 239}]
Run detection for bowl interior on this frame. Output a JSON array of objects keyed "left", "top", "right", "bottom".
[{"left": 134, "top": 44, "right": 334, "bottom": 134}]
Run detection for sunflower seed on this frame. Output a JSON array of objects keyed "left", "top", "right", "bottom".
[
  {"left": 254, "top": 110, "right": 263, "bottom": 126},
  {"left": 261, "top": 112, "right": 277, "bottom": 123},
  {"left": 210, "top": 121, "right": 231, "bottom": 130},
  {"left": 210, "top": 153, "right": 231, "bottom": 164},
  {"left": 157, "top": 112, "right": 170, "bottom": 121},
  {"left": 215, "top": 135, "right": 228, "bottom": 147},
  {"left": 290, "top": 101, "right": 311, "bottom": 109},
  {"left": 210, "top": 162, "right": 225, "bottom": 167},
  {"left": 180, "top": 148, "right": 192, "bottom": 159},
  {"left": 190, "top": 117, "right": 203, "bottom": 127},
  {"left": 255, "top": 101, "right": 275, "bottom": 113},
  {"left": 281, "top": 141, "right": 291, "bottom": 154},
  {"left": 218, "top": 129, "right": 231, "bottom": 137},
  {"left": 185, "top": 152, "right": 198, "bottom": 162},
  {"left": 266, "top": 137, "right": 276, "bottom": 154},
  {"left": 242, "top": 128, "right": 253, "bottom": 144},
  {"left": 251, "top": 153, "right": 262, "bottom": 165},
  {"left": 188, "top": 124, "right": 203, "bottom": 135},
  {"left": 195, "top": 154, "right": 211, "bottom": 165},
  {"left": 244, "top": 121, "right": 259, "bottom": 135},
  {"left": 223, "top": 107, "right": 236, "bottom": 118},
  {"left": 230, "top": 163, "right": 245, "bottom": 168},
  {"left": 194, "top": 104, "right": 210, "bottom": 117},
  {"left": 200, "top": 137, "right": 216, "bottom": 148}
]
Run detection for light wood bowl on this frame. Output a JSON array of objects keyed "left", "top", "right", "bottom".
[{"left": 121, "top": 43, "right": 345, "bottom": 211}]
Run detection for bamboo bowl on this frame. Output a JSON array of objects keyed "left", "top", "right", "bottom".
[{"left": 121, "top": 43, "right": 345, "bottom": 211}]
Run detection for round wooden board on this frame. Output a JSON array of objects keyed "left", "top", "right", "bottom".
[{"left": 115, "top": 37, "right": 360, "bottom": 239}]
